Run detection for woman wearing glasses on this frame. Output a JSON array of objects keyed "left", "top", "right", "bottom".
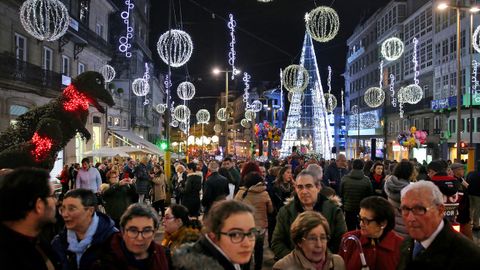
[
  {"left": 93, "top": 203, "right": 169, "bottom": 270},
  {"left": 173, "top": 200, "right": 257, "bottom": 270},
  {"left": 339, "top": 196, "right": 403, "bottom": 270},
  {"left": 273, "top": 211, "right": 345, "bottom": 270}
]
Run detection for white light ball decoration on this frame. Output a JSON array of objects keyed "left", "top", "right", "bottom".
[
  {"left": 99, "top": 65, "right": 116, "bottom": 82},
  {"left": 364, "top": 87, "right": 386, "bottom": 108},
  {"left": 241, "top": 119, "right": 251, "bottom": 128},
  {"left": 179, "top": 121, "right": 188, "bottom": 133},
  {"left": 211, "top": 135, "right": 219, "bottom": 143},
  {"left": 305, "top": 6, "right": 340, "bottom": 43},
  {"left": 251, "top": 100, "right": 263, "bottom": 112},
  {"left": 177, "top": 81, "right": 196, "bottom": 100},
  {"left": 324, "top": 93, "right": 337, "bottom": 113},
  {"left": 213, "top": 124, "right": 222, "bottom": 133},
  {"left": 282, "top": 65, "right": 309, "bottom": 93},
  {"left": 245, "top": 110, "right": 256, "bottom": 121},
  {"left": 173, "top": 105, "right": 191, "bottom": 122},
  {"left": 473, "top": 25, "right": 480, "bottom": 54},
  {"left": 157, "top": 29, "right": 193, "bottom": 68},
  {"left": 196, "top": 109, "right": 210, "bottom": 124},
  {"left": 381, "top": 37, "right": 405, "bottom": 61},
  {"left": 170, "top": 120, "right": 179, "bottom": 127},
  {"left": 398, "top": 84, "right": 423, "bottom": 104},
  {"left": 19, "top": 0, "right": 70, "bottom": 42},
  {"left": 216, "top": 108, "right": 229, "bottom": 122},
  {"left": 288, "top": 92, "right": 305, "bottom": 103},
  {"left": 132, "top": 78, "right": 150, "bottom": 96},
  {"left": 155, "top": 104, "right": 167, "bottom": 114}
]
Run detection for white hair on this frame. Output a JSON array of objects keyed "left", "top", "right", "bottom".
[
  {"left": 305, "top": 164, "right": 323, "bottom": 180},
  {"left": 400, "top": 180, "right": 444, "bottom": 206}
]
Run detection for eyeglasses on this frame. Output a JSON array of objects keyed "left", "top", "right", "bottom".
[
  {"left": 296, "top": 183, "right": 316, "bottom": 190},
  {"left": 219, "top": 228, "right": 263, "bottom": 243},
  {"left": 358, "top": 215, "right": 376, "bottom": 225},
  {"left": 125, "top": 227, "right": 155, "bottom": 239},
  {"left": 58, "top": 206, "right": 90, "bottom": 215},
  {"left": 303, "top": 235, "right": 329, "bottom": 244},
  {"left": 399, "top": 205, "right": 433, "bottom": 216}
]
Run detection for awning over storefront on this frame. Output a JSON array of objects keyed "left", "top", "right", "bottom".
[
  {"left": 109, "top": 129, "right": 162, "bottom": 156},
  {"left": 83, "top": 147, "right": 130, "bottom": 157}
]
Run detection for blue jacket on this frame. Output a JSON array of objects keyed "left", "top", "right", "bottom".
[
  {"left": 51, "top": 212, "right": 118, "bottom": 270},
  {"left": 322, "top": 163, "right": 349, "bottom": 195}
]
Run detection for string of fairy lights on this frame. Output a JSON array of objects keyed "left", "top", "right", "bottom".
[{"left": 119, "top": 0, "right": 134, "bottom": 58}]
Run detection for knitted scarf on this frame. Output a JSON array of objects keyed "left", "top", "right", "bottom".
[{"left": 67, "top": 213, "right": 99, "bottom": 267}]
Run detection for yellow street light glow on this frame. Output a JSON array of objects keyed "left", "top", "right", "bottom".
[{"left": 437, "top": 3, "right": 449, "bottom": 10}]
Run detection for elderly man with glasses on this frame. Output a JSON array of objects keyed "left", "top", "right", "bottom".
[
  {"left": 397, "top": 181, "right": 480, "bottom": 270},
  {"left": 271, "top": 171, "right": 347, "bottom": 260}
]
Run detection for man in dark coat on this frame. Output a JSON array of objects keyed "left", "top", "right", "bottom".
[
  {"left": 271, "top": 171, "right": 347, "bottom": 259},
  {"left": 202, "top": 160, "right": 229, "bottom": 214},
  {"left": 322, "top": 153, "right": 349, "bottom": 195},
  {"left": 467, "top": 162, "right": 480, "bottom": 230},
  {"left": 340, "top": 159, "right": 373, "bottom": 231},
  {"left": 397, "top": 181, "right": 480, "bottom": 270},
  {"left": 0, "top": 168, "right": 61, "bottom": 270},
  {"left": 135, "top": 156, "right": 151, "bottom": 203}
]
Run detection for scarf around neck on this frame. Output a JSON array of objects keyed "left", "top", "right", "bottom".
[{"left": 67, "top": 212, "right": 99, "bottom": 267}]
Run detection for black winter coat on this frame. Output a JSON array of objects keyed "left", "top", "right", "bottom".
[
  {"left": 323, "top": 163, "right": 349, "bottom": 195},
  {"left": 182, "top": 172, "right": 202, "bottom": 217},
  {"left": 202, "top": 172, "right": 229, "bottom": 214},
  {"left": 340, "top": 169, "right": 373, "bottom": 211},
  {"left": 172, "top": 236, "right": 233, "bottom": 270}
]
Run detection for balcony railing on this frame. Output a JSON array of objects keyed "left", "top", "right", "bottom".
[{"left": 0, "top": 53, "right": 62, "bottom": 93}]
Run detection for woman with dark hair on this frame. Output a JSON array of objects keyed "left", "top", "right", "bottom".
[
  {"left": 240, "top": 161, "right": 262, "bottom": 185},
  {"left": 151, "top": 164, "right": 167, "bottom": 218},
  {"left": 339, "top": 196, "right": 403, "bottom": 270},
  {"left": 369, "top": 162, "right": 386, "bottom": 198},
  {"left": 181, "top": 163, "right": 202, "bottom": 217},
  {"left": 273, "top": 211, "right": 345, "bottom": 270},
  {"left": 172, "top": 200, "right": 258, "bottom": 270},
  {"left": 161, "top": 204, "right": 201, "bottom": 264},
  {"left": 234, "top": 172, "right": 273, "bottom": 270},
  {"left": 271, "top": 165, "right": 294, "bottom": 212}
]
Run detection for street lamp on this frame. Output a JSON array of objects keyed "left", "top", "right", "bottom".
[
  {"left": 437, "top": 2, "right": 479, "bottom": 163},
  {"left": 212, "top": 67, "right": 241, "bottom": 155}
]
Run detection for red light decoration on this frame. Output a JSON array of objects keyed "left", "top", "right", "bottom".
[
  {"left": 31, "top": 132, "right": 53, "bottom": 161},
  {"left": 63, "top": 84, "right": 90, "bottom": 112}
]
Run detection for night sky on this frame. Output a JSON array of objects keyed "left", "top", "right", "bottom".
[{"left": 150, "top": 0, "right": 391, "bottom": 111}]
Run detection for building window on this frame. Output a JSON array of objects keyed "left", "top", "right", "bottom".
[
  {"left": 450, "top": 119, "right": 456, "bottom": 133},
  {"left": 78, "top": 62, "right": 85, "bottom": 75},
  {"left": 95, "top": 23, "right": 104, "bottom": 38},
  {"left": 62, "top": 55, "right": 70, "bottom": 76},
  {"left": 423, "top": 117, "right": 430, "bottom": 131},
  {"left": 92, "top": 116, "right": 101, "bottom": 124},
  {"left": 9, "top": 104, "right": 29, "bottom": 126},
  {"left": 14, "top": 33, "right": 27, "bottom": 61},
  {"left": 107, "top": 116, "right": 113, "bottom": 126},
  {"left": 43, "top": 47, "right": 53, "bottom": 71},
  {"left": 79, "top": 0, "right": 90, "bottom": 24}
]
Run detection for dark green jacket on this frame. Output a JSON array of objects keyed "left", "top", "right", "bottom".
[
  {"left": 340, "top": 169, "right": 372, "bottom": 211},
  {"left": 397, "top": 219, "right": 480, "bottom": 270},
  {"left": 271, "top": 193, "right": 347, "bottom": 259}
]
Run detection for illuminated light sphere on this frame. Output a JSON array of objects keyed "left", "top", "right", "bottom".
[
  {"left": 282, "top": 65, "right": 309, "bottom": 93},
  {"left": 211, "top": 135, "right": 219, "bottom": 143},
  {"left": 473, "top": 25, "right": 480, "bottom": 54},
  {"left": 173, "top": 105, "right": 191, "bottom": 122},
  {"left": 288, "top": 92, "right": 305, "bottom": 103},
  {"left": 99, "top": 65, "right": 116, "bottom": 83},
  {"left": 257, "top": 0, "right": 273, "bottom": 2},
  {"left": 19, "top": 0, "right": 70, "bottom": 42},
  {"left": 245, "top": 110, "right": 256, "bottom": 121},
  {"left": 364, "top": 87, "right": 385, "bottom": 108},
  {"left": 213, "top": 124, "right": 222, "bottom": 133},
  {"left": 305, "top": 6, "right": 340, "bottom": 43},
  {"left": 398, "top": 84, "right": 423, "bottom": 104},
  {"left": 155, "top": 104, "right": 167, "bottom": 114},
  {"left": 177, "top": 81, "right": 196, "bottom": 100},
  {"left": 216, "top": 108, "right": 228, "bottom": 121},
  {"left": 361, "top": 112, "right": 378, "bottom": 129},
  {"left": 157, "top": 29, "right": 193, "bottom": 68},
  {"left": 351, "top": 105, "right": 359, "bottom": 115},
  {"left": 196, "top": 109, "right": 210, "bottom": 124},
  {"left": 251, "top": 100, "right": 263, "bottom": 112},
  {"left": 170, "top": 120, "right": 179, "bottom": 127},
  {"left": 132, "top": 78, "right": 150, "bottom": 96},
  {"left": 241, "top": 119, "right": 251, "bottom": 128},
  {"left": 381, "top": 37, "right": 405, "bottom": 61},
  {"left": 324, "top": 93, "right": 337, "bottom": 113}
]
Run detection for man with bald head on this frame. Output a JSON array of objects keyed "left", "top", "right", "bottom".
[
  {"left": 322, "top": 153, "right": 349, "bottom": 195},
  {"left": 397, "top": 181, "right": 480, "bottom": 269}
]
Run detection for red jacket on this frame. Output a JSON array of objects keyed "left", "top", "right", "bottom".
[{"left": 339, "top": 230, "right": 403, "bottom": 270}]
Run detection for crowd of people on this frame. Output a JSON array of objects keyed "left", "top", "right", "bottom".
[{"left": 1, "top": 151, "right": 480, "bottom": 269}]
